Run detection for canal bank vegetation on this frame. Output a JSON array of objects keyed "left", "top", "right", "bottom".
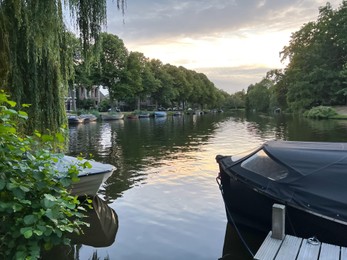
[
  {"left": 0, "top": 1, "right": 124, "bottom": 258},
  {"left": 231, "top": 2, "right": 347, "bottom": 118},
  {"left": 0, "top": 1, "right": 127, "bottom": 135},
  {"left": 0, "top": 91, "right": 91, "bottom": 259}
]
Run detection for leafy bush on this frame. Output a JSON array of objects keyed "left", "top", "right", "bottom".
[
  {"left": 0, "top": 91, "right": 89, "bottom": 259},
  {"left": 304, "top": 106, "right": 337, "bottom": 119}
]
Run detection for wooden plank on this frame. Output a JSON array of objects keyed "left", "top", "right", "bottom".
[
  {"left": 319, "top": 243, "right": 340, "bottom": 260},
  {"left": 275, "top": 235, "right": 302, "bottom": 260},
  {"left": 296, "top": 238, "right": 321, "bottom": 260},
  {"left": 254, "top": 232, "right": 282, "bottom": 260},
  {"left": 341, "top": 246, "right": 347, "bottom": 260}
]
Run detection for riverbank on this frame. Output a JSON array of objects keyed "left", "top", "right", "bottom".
[{"left": 332, "top": 106, "right": 347, "bottom": 119}]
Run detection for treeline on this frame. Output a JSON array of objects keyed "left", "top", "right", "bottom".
[
  {"left": 231, "top": 1, "right": 347, "bottom": 113},
  {"left": 72, "top": 32, "right": 229, "bottom": 111},
  {"left": 0, "top": 0, "right": 228, "bottom": 134}
]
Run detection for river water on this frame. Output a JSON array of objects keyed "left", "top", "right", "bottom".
[{"left": 64, "top": 111, "right": 347, "bottom": 259}]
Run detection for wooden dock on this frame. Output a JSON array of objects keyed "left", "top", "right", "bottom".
[{"left": 254, "top": 204, "right": 347, "bottom": 260}]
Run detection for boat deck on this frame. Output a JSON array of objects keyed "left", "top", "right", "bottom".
[{"left": 254, "top": 231, "right": 347, "bottom": 260}]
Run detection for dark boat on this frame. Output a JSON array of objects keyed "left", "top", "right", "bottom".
[{"left": 216, "top": 140, "right": 347, "bottom": 247}]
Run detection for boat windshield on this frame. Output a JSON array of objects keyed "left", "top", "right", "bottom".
[{"left": 240, "top": 150, "right": 288, "bottom": 181}]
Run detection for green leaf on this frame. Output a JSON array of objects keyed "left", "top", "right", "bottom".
[
  {"left": 62, "top": 225, "right": 74, "bottom": 233},
  {"left": 18, "top": 111, "right": 28, "bottom": 119},
  {"left": 55, "top": 132, "right": 65, "bottom": 143},
  {"left": 44, "top": 193, "right": 57, "bottom": 201},
  {"left": 6, "top": 182, "right": 17, "bottom": 190},
  {"left": 19, "top": 185, "right": 30, "bottom": 192},
  {"left": 43, "top": 197, "right": 56, "bottom": 208},
  {"left": 20, "top": 227, "right": 33, "bottom": 239},
  {"left": 0, "top": 179, "right": 5, "bottom": 190},
  {"left": 33, "top": 229, "right": 43, "bottom": 236},
  {"left": 5, "top": 100, "right": 16, "bottom": 107},
  {"left": 12, "top": 203, "right": 23, "bottom": 212},
  {"left": 84, "top": 161, "right": 92, "bottom": 168},
  {"left": 23, "top": 214, "right": 37, "bottom": 225},
  {"left": 41, "top": 134, "right": 53, "bottom": 142},
  {"left": 6, "top": 108, "right": 17, "bottom": 115}
]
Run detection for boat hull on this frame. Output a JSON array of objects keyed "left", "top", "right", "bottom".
[
  {"left": 154, "top": 111, "right": 167, "bottom": 117},
  {"left": 220, "top": 170, "right": 347, "bottom": 247},
  {"left": 101, "top": 113, "right": 124, "bottom": 120},
  {"left": 55, "top": 155, "right": 115, "bottom": 197},
  {"left": 71, "top": 170, "right": 113, "bottom": 197},
  {"left": 68, "top": 115, "right": 85, "bottom": 124}
]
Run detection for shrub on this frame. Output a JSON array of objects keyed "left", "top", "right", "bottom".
[
  {"left": 0, "top": 91, "right": 89, "bottom": 259},
  {"left": 304, "top": 106, "right": 337, "bottom": 119}
]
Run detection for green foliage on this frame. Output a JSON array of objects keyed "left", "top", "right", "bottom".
[
  {"left": 0, "top": 91, "right": 88, "bottom": 259},
  {"left": 277, "top": 2, "right": 347, "bottom": 111},
  {"left": 304, "top": 106, "right": 337, "bottom": 119},
  {"left": 246, "top": 79, "right": 272, "bottom": 112},
  {"left": 0, "top": 1, "right": 126, "bottom": 134},
  {"left": 98, "top": 98, "right": 111, "bottom": 112},
  {"left": 227, "top": 90, "right": 246, "bottom": 109},
  {"left": 77, "top": 98, "right": 95, "bottom": 110}
]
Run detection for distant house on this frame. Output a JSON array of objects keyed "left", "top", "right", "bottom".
[{"left": 65, "top": 85, "right": 108, "bottom": 111}]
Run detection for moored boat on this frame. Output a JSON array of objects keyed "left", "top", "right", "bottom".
[
  {"left": 79, "top": 114, "right": 98, "bottom": 122},
  {"left": 138, "top": 112, "right": 150, "bottom": 118},
  {"left": 154, "top": 111, "right": 167, "bottom": 117},
  {"left": 68, "top": 115, "right": 86, "bottom": 124},
  {"left": 216, "top": 140, "right": 347, "bottom": 247},
  {"left": 173, "top": 111, "right": 182, "bottom": 116},
  {"left": 127, "top": 114, "right": 138, "bottom": 119},
  {"left": 101, "top": 112, "right": 124, "bottom": 120},
  {"left": 55, "top": 155, "right": 115, "bottom": 196}
]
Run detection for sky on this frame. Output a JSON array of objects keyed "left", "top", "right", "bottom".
[{"left": 104, "top": 0, "right": 342, "bottom": 94}]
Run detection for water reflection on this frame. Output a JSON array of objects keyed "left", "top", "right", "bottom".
[
  {"left": 65, "top": 112, "right": 347, "bottom": 259},
  {"left": 42, "top": 196, "right": 118, "bottom": 260},
  {"left": 242, "top": 111, "right": 347, "bottom": 142},
  {"left": 219, "top": 223, "right": 264, "bottom": 260},
  {"left": 68, "top": 113, "right": 231, "bottom": 201}
]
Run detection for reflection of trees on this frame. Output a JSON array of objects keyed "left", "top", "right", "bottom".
[
  {"left": 68, "top": 113, "right": 231, "bottom": 201},
  {"left": 241, "top": 112, "right": 347, "bottom": 142},
  {"left": 285, "top": 117, "right": 347, "bottom": 142},
  {"left": 243, "top": 112, "right": 288, "bottom": 140}
]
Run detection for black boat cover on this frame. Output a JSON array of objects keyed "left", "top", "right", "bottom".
[{"left": 216, "top": 140, "right": 347, "bottom": 223}]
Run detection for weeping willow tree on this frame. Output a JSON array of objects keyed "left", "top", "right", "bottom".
[{"left": 0, "top": 0, "right": 126, "bottom": 134}]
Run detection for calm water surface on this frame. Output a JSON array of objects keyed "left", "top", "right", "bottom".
[{"left": 65, "top": 112, "right": 347, "bottom": 259}]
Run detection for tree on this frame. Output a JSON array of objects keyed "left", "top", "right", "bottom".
[
  {"left": 246, "top": 79, "right": 272, "bottom": 112},
  {"left": 94, "top": 33, "right": 128, "bottom": 105},
  {"left": 229, "top": 90, "right": 246, "bottom": 109},
  {"left": 0, "top": 1, "right": 126, "bottom": 134},
  {"left": 280, "top": 1, "right": 347, "bottom": 111}
]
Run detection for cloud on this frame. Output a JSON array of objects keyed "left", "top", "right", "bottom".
[
  {"left": 108, "top": 0, "right": 339, "bottom": 42},
  {"left": 105, "top": 0, "right": 342, "bottom": 94},
  {"left": 197, "top": 66, "right": 274, "bottom": 93}
]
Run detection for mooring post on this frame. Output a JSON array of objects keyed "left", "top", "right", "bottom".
[{"left": 272, "top": 204, "right": 285, "bottom": 240}]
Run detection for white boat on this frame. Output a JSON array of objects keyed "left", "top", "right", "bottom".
[
  {"left": 55, "top": 156, "right": 115, "bottom": 196},
  {"left": 101, "top": 112, "right": 124, "bottom": 120},
  {"left": 154, "top": 111, "right": 167, "bottom": 117},
  {"left": 79, "top": 114, "right": 98, "bottom": 122}
]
